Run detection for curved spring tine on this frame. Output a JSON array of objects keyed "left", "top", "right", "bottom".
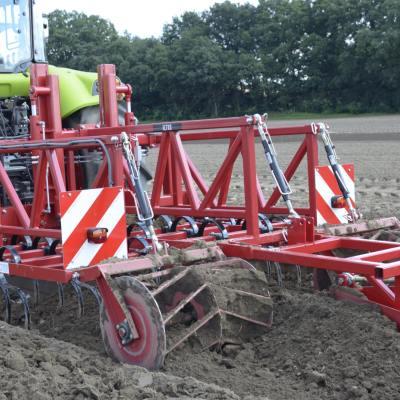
[
  {"left": 295, "top": 265, "right": 301, "bottom": 287},
  {"left": 33, "top": 279, "right": 39, "bottom": 308},
  {"left": 0, "top": 275, "right": 11, "bottom": 324},
  {"left": 6, "top": 285, "right": 31, "bottom": 329},
  {"left": 69, "top": 280, "right": 84, "bottom": 318},
  {"left": 274, "top": 262, "right": 282, "bottom": 287},
  {"left": 56, "top": 282, "right": 64, "bottom": 307},
  {"left": 74, "top": 281, "right": 102, "bottom": 308},
  {"left": 266, "top": 261, "right": 272, "bottom": 283}
]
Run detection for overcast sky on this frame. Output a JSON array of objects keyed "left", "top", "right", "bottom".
[{"left": 40, "top": 0, "right": 260, "bottom": 39}]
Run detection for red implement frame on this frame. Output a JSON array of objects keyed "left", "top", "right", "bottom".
[{"left": 1, "top": 64, "right": 400, "bottom": 342}]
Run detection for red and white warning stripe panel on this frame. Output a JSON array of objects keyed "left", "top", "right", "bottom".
[
  {"left": 315, "top": 164, "right": 355, "bottom": 226},
  {"left": 60, "top": 187, "right": 127, "bottom": 270}
]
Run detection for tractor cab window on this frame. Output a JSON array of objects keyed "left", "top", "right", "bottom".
[
  {"left": 32, "top": 0, "right": 47, "bottom": 63},
  {"left": 0, "top": 0, "right": 31, "bottom": 73}
]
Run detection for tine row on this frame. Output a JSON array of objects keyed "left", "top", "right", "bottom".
[
  {"left": 266, "top": 261, "right": 301, "bottom": 287},
  {"left": 69, "top": 280, "right": 102, "bottom": 319},
  {"left": 0, "top": 275, "right": 102, "bottom": 329},
  {"left": 0, "top": 274, "right": 31, "bottom": 329}
]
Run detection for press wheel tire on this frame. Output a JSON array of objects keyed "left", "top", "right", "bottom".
[{"left": 99, "top": 276, "right": 166, "bottom": 369}]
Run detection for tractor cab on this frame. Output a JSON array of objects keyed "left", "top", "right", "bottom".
[{"left": 0, "top": 0, "right": 47, "bottom": 74}]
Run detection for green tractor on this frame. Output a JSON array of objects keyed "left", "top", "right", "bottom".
[{"left": 0, "top": 0, "right": 150, "bottom": 205}]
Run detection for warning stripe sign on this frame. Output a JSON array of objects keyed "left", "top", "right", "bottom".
[
  {"left": 60, "top": 187, "right": 127, "bottom": 269},
  {"left": 315, "top": 164, "right": 355, "bottom": 226}
]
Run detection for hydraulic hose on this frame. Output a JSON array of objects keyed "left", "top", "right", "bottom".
[{"left": 0, "top": 139, "right": 113, "bottom": 187}]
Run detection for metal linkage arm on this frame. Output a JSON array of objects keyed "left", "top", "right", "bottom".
[
  {"left": 252, "top": 114, "right": 299, "bottom": 218},
  {"left": 121, "top": 132, "right": 162, "bottom": 252},
  {"left": 315, "top": 122, "right": 362, "bottom": 222}
]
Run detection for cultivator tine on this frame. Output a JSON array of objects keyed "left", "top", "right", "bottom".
[
  {"left": 295, "top": 265, "right": 301, "bottom": 286},
  {"left": 33, "top": 278, "right": 39, "bottom": 307},
  {"left": 0, "top": 274, "right": 31, "bottom": 329},
  {"left": 266, "top": 261, "right": 272, "bottom": 283},
  {"left": 0, "top": 275, "right": 11, "bottom": 324},
  {"left": 274, "top": 262, "right": 282, "bottom": 287},
  {"left": 56, "top": 282, "right": 64, "bottom": 307},
  {"left": 8, "top": 286, "right": 31, "bottom": 329},
  {"left": 69, "top": 280, "right": 84, "bottom": 318},
  {"left": 265, "top": 246, "right": 282, "bottom": 287},
  {"left": 69, "top": 279, "right": 102, "bottom": 317},
  {"left": 74, "top": 281, "right": 102, "bottom": 307}
]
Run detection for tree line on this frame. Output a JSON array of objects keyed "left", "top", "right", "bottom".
[{"left": 46, "top": 0, "right": 400, "bottom": 121}]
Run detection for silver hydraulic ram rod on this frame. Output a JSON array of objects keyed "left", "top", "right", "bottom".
[
  {"left": 121, "top": 132, "right": 163, "bottom": 252},
  {"left": 252, "top": 114, "right": 299, "bottom": 218},
  {"left": 315, "top": 122, "right": 362, "bottom": 222}
]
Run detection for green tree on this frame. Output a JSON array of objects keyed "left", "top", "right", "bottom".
[{"left": 46, "top": 10, "right": 117, "bottom": 71}]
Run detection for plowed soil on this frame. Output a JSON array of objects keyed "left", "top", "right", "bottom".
[{"left": 1, "top": 116, "right": 400, "bottom": 400}]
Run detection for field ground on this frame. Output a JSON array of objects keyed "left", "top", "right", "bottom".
[{"left": 1, "top": 116, "right": 400, "bottom": 400}]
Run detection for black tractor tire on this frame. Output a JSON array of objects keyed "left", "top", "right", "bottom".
[{"left": 62, "top": 103, "right": 152, "bottom": 190}]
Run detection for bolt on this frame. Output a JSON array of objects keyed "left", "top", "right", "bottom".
[
  {"left": 80, "top": 125, "right": 85, "bottom": 129},
  {"left": 119, "top": 189, "right": 122, "bottom": 192},
  {"left": 29, "top": 88, "right": 34, "bottom": 94},
  {"left": 122, "top": 340, "right": 126, "bottom": 345},
  {"left": 348, "top": 169, "right": 351, "bottom": 172},
  {"left": 68, "top": 193, "right": 71, "bottom": 197},
  {"left": 130, "top": 334, "right": 133, "bottom": 339},
  {"left": 3, "top": 239, "right": 6, "bottom": 243},
  {"left": 95, "top": 124, "right": 100, "bottom": 128},
  {"left": 151, "top": 144, "right": 155, "bottom": 148},
  {"left": 338, "top": 277, "right": 344, "bottom": 284},
  {"left": 124, "top": 319, "right": 127, "bottom": 323},
  {"left": 1, "top": 210, "right": 6, "bottom": 214}
]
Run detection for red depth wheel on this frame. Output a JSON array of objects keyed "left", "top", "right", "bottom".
[{"left": 100, "top": 276, "right": 166, "bottom": 370}]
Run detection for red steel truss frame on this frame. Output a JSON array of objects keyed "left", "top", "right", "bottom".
[{"left": 1, "top": 64, "right": 400, "bottom": 335}]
